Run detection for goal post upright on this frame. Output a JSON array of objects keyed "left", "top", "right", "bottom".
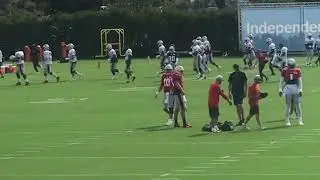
[{"left": 99, "top": 28, "right": 125, "bottom": 57}]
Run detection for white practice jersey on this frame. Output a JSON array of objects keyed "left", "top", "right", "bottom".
[
  {"left": 43, "top": 50, "right": 53, "bottom": 65},
  {"left": 305, "top": 37, "right": 315, "bottom": 50},
  {"left": 108, "top": 49, "right": 117, "bottom": 60},
  {"left": 15, "top": 51, "right": 24, "bottom": 65},
  {"left": 280, "top": 47, "right": 288, "bottom": 57},
  {"left": 125, "top": 48, "right": 132, "bottom": 61},
  {"left": 192, "top": 45, "right": 201, "bottom": 55},
  {"left": 316, "top": 39, "right": 320, "bottom": 49},
  {"left": 158, "top": 45, "right": 166, "bottom": 57},
  {"left": 68, "top": 49, "right": 77, "bottom": 63},
  {"left": 0, "top": 50, "right": 2, "bottom": 62},
  {"left": 269, "top": 43, "right": 276, "bottom": 56}
]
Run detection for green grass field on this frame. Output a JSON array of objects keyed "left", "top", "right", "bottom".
[{"left": 0, "top": 57, "right": 319, "bottom": 180}]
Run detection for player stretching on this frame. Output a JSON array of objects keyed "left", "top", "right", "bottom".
[
  {"left": 124, "top": 47, "right": 136, "bottom": 83},
  {"left": 315, "top": 35, "right": 320, "bottom": 66},
  {"left": 266, "top": 38, "right": 276, "bottom": 75},
  {"left": 279, "top": 58, "right": 304, "bottom": 126},
  {"left": 172, "top": 66, "right": 191, "bottom": 128},
  {"left": 305, "top": 33, "right": 315, "bottom": 66},
  {"left": 67, "top": 43, "right": 82, "bottom": 80},
  {"left": 107, "top": 44, "right": 120, "bottom": 80},
  {"left": 166, "top": 45, "right": 179, "bottom": 69},
  {"left": 242, "top": 75, "right": 267, "bottom": 130},
  {"left": 42, "top": 44, "right": 60, "bottom": 83},
  {"left": 156, "top": 64, "right": 174, "bottom": 126},
  {"left": 10, "top": 50, "right": 29, "bottom": 86}
]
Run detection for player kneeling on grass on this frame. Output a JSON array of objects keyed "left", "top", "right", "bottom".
[
  {"left": 42, "top": 44, "right": 60, "bottom": 83},
  {"left": 172, "top": 66, "right": 191, "bottom": 128},
  {"left": 10, "top": 50, "right": 29, "bottom": 86},
  {"left": 156, "top": 64, "right": 174, "bottom": 126},
  {"left": 208, "top": 75, "right": 232, "bottom": 133},
  {"left": 124, "top": 47, "right": 136, "bottom": 83},
  {"left": 242, "top": 75, "right": 267, "bottom": 130},
  {"left": 279, "top": 58, "right": 304, "bottom": 126}
]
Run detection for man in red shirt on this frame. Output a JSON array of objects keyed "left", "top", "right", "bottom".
[
  {"left": 256, "top": 49, "right": 268, "bottom": 82},
  {"left": 155, "top": 64, "right": 175, "bottom": 126},
  {"left": 172, "top": 66, "right": 191, "bottom": 128},
  {"left": 208, "top": 75, "right": 232, "bottom": 133},
  {"left": 243, "top": 75, "right": 266, "bottom": 130}
]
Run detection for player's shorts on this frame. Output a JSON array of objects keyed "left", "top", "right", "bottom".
[
  {"left": 249, "top": 105, "right": 259, "bottom": 116},
  {"left": 70, "top": 61, "right": 77, "bottom": 73},
  {"left": 43, "top": 64, "right": 52, "bottom": 73},
  {"left": 110, "top": 60, "right": 118, "bottom": 70},
  {"left": 173, "top": 93, "right": 186, "bottom": 110},
  {"left": 163, "top": 92, "right": 174, "bottom": 109},
  {"left": 209, "top": 107, "right": 220, "bottom": 119},
  {"left": 125, "top": 63, "right": 132, "bottom": 73},
  {"left": 232, "top": 93, "right": 244, "bottom": 105},
  {"left": 16, "top": 64, "right": 25, "bottom": 74}
]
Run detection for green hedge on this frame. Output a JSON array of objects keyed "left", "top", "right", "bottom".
[{"left": 0, "top": 9, "right": 237, "bottom": 58}]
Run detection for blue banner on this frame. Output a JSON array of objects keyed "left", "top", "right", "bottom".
[{"left": 241, "top": 7, "right": 320, "bottom": 51}]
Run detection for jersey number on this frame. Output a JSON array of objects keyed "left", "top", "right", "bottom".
[{"left": 164, "top": 78, "right": 172, "bottom": 87}]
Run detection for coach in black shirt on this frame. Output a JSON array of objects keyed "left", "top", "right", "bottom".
[{"left": 228, "top": 64, "right": 248, "bottom": 126}]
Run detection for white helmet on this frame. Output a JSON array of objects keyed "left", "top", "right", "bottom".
[
  {"left": 244, "top": 37, "right": 250, "bottom": 43},
  {"left": 196, "top": 36, "right": 201, "bottom": 41},
  {"left": 248, "top": 34, "right": 253, "bottom": 39},
  {"left": 202, "top": 36, "right": 207, "bottom": 42},
  {"left": 266, "top": 38, "right": 272, "bottom": 44},
  {"left": 43, "top": 44, "right": 50, "bottom": 50},
  {"left": 164, "top": 64, "right": 173, "bottom": 71},
  {"left": 106, "top": 44, "right": 112, "bottom": 50},
  {"left": 175, "top": 65, "right": 184, "bottom": 72},
  {"left": 287, "top": 58, "right": 296, "bottom": 67},
  {"left": 9, "top": 55, "right": 15, "bottom": 61},
  {"left": 68, "top": 43, "right": 74, "bottom": 50},
  {"left": 215, "top": 75, "right": 224, "bottom": 81},
  {"left": 157, "top": 40, "right": 163, "bottom": 46},
  {"left": 169, "top": 45, "right": 175, "bottom": 52},
  {"left": 307, "top": 33, "right": 312, "bottom": 37}
]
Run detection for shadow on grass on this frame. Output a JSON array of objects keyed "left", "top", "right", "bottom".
[
  {"left": 265, "top": 119, "right": 284, "bottom": 124},
  {"left": 137, "top": 125, "right": 175, "bottom": 132},
  {"left": 188, "top": 132, "right": 211, "bottom": 138}
]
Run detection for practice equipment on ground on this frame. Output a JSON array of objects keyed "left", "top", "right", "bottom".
[
  {"left": 98, "top": 28, "right": 125, "bottom": 57},
  {"left": 202, "top": 121, "right": 234, "bottom": 132}
]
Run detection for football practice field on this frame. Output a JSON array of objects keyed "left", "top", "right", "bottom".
[{"left": 0, "top": 57, "right": 319, "bottom": 180}]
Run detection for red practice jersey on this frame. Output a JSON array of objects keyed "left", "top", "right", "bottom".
[
  {"left": 281, "top": 67, "right": 301, "bottom": 85},
  {"left": 248, "top": 83, "right": 260, "bottom": 108},
  {"left": 172, "top": 72, "right": 184, "bottom": 94},
  {"left": 257, "top": 52, "right": 268, "bottom": 64},
  {"left": 208, "top": 83, "right": 228, "bottom": 108},
  {"left": 160, "top": 72, "right": 174, "bottom": 93}
]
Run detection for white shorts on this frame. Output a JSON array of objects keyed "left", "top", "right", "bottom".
[
  {"left": 163, "top": 92, "right": 174, "bottom": 109},
  {"left": 43, "top": 64, "right": 52, "bottom": 73}
]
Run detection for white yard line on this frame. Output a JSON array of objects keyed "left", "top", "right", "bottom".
[
  {"left": 0, "top": 174, "right": 154, "bottom": 177},
  {"left": 174, "top": 173, "right": 320, "bottom": 176},
  {"left": 175, "top": 170, "right": 205, "bottom": 172},
  {"left": 244, "top": 150, "right": 269, "bottom": 152},
  {"left": 236, "top": 153, "right": 259, "bottom": 155}
]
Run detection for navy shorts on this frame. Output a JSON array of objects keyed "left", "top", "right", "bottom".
[
  {"left": 232, "top": 93, "right": 244, "bottom": 105},
  {"left": 209, "top": 107, "right": 219, "bottom": 119},
  {"left": 249, "top": 105, "right": 259, "bottom": 116}
]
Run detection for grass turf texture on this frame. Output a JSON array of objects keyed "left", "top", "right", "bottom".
[{"left": 0, "top": 57, "right": 319, "bottom": 180}]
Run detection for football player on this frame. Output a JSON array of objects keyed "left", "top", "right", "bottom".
[
  {"left": 194, "top": 44, "right": 206, "bottom": 80},
  {"left": 11, "top": 50, "right": 29, "bottom": 86},
  {"left": 273, "top": 44, "right": 288, "bottom": 70},
  {"left": 243, "top": 38, "right": 254, "bottom": 69},
  {"left": 42, "top": 44, "right": 60, "bottom": 83},
  {"left": 315, "top": 35, "right": 320, "bottom": 66},
  {"left": 256, "top": 49, "right": 268, "bottom": 82},
  {"left": 107, "top": 44, "right": 120, "bottom": 80},
  {"left": 172, "top": 66, "right": 191, "bottom": 128},
  {"left": 67, "top": 43, "right": 82, "bottom": 80},
  {"left": 156, "top": 40, "right": 167, "bottom": 72},
  {"left": 124, "top": 47, "right": 136, "bottom": 83},
  {"left": 155, "top": 64, "right": 175, "bottom": 126},
  {"left": 305, "top": 33, "right": 315, "bottom": 66},
  {"left": 0, "top": 49, "right": 3, "bottom": 78},
  {"left": 279, "top": 58, "right": 303, "bottom": 126},
  {"left": 266, "top": 38, "right": 276, "bottom": 75},
  {"left": 191, "top": 40, "right": 201, "bottom": 74},
  {"left": 166, "top": 45, "right": 179, "bottom": 69},
  {"left": 248, "top": 34, "right": 256, "bottom": 67}
]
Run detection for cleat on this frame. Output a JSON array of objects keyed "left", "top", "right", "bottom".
[
  {"left": 16, "top": 82, "right": 21, "bottom": 86},
  {"left": 211, "top": 126, "right": 221, "bottom": 133},
  {"left": 298, "top": 121, "right": 304, "bottom": 126},
  {"left": 43, "top": 80, "right": 49, "bottom": 84},
  {"left": 166, "top": 119, "right": 173, "bottom": 126},
  {"left": 174, "top": 123, "right": 180, "bottom": 128},
  {"left": 25, "top": 81, "right": 30, "bottom": 86},
  {"left": 126, "top": 80, "right": 130, "bottom": 83},
  {"left": 286, "top": 121, "right": 292, "bottom": 127},
  {"left": 183, "top": 124, "right": 192, "bottom": 128},
  {"left": 242, "top": 124, "right": 250, "bottom": 130},
  {"left": 56, "top": 76, "right": 60, "bottom": 82},
  {"left": 236, "top": 120, "right": 244, "bottom": 126},
  {"left": 132, "top": 76, "right": 136, "bottom": 83}
]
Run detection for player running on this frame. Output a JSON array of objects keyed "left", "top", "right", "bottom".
[
  {"left": 256, "top": 49, "right": 268, "bottom": 82},
  {"left": 172, "top": 66, "right": 191, "bottom": 128},
  {"left": 279, "top": 58, "right": 304, "bottom": 126},
  {"left": 124, "top": 47, "right": 136, "bottom": 83},
  {"left": 166, "top": 45, "right": 179, "bottom": 69},
  {"left": 42, "top": 44, "right": 60, "bottom": 83},
  {"left": 107, "top": 44, "right": 120, "bottom": 80},
  {"left": 156, "top": 40, "right": 167, "bottom": 73},
  {"left": 10, "top": 50, "right": 30, "bottom": 86},
  {"left": 273, "top": 44, "right": 288, "bottom": 70},
  {"left": 202, "top": 36, "right": 220, "bottom": 71},
  {"left": 155, "top": 64, "right": 175, "bottom": 126},
  {"left": 266, "top": 38, "right": 276, "bottom": 75},
  {"left": 305, "top": 33, "right": 315, "bottom": 66},
  {"left": 243, "top": 38, "right": 254, "bottom": 69},
  {"left": 67, "top": 43, "right": 82, "bottom": 80}
]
